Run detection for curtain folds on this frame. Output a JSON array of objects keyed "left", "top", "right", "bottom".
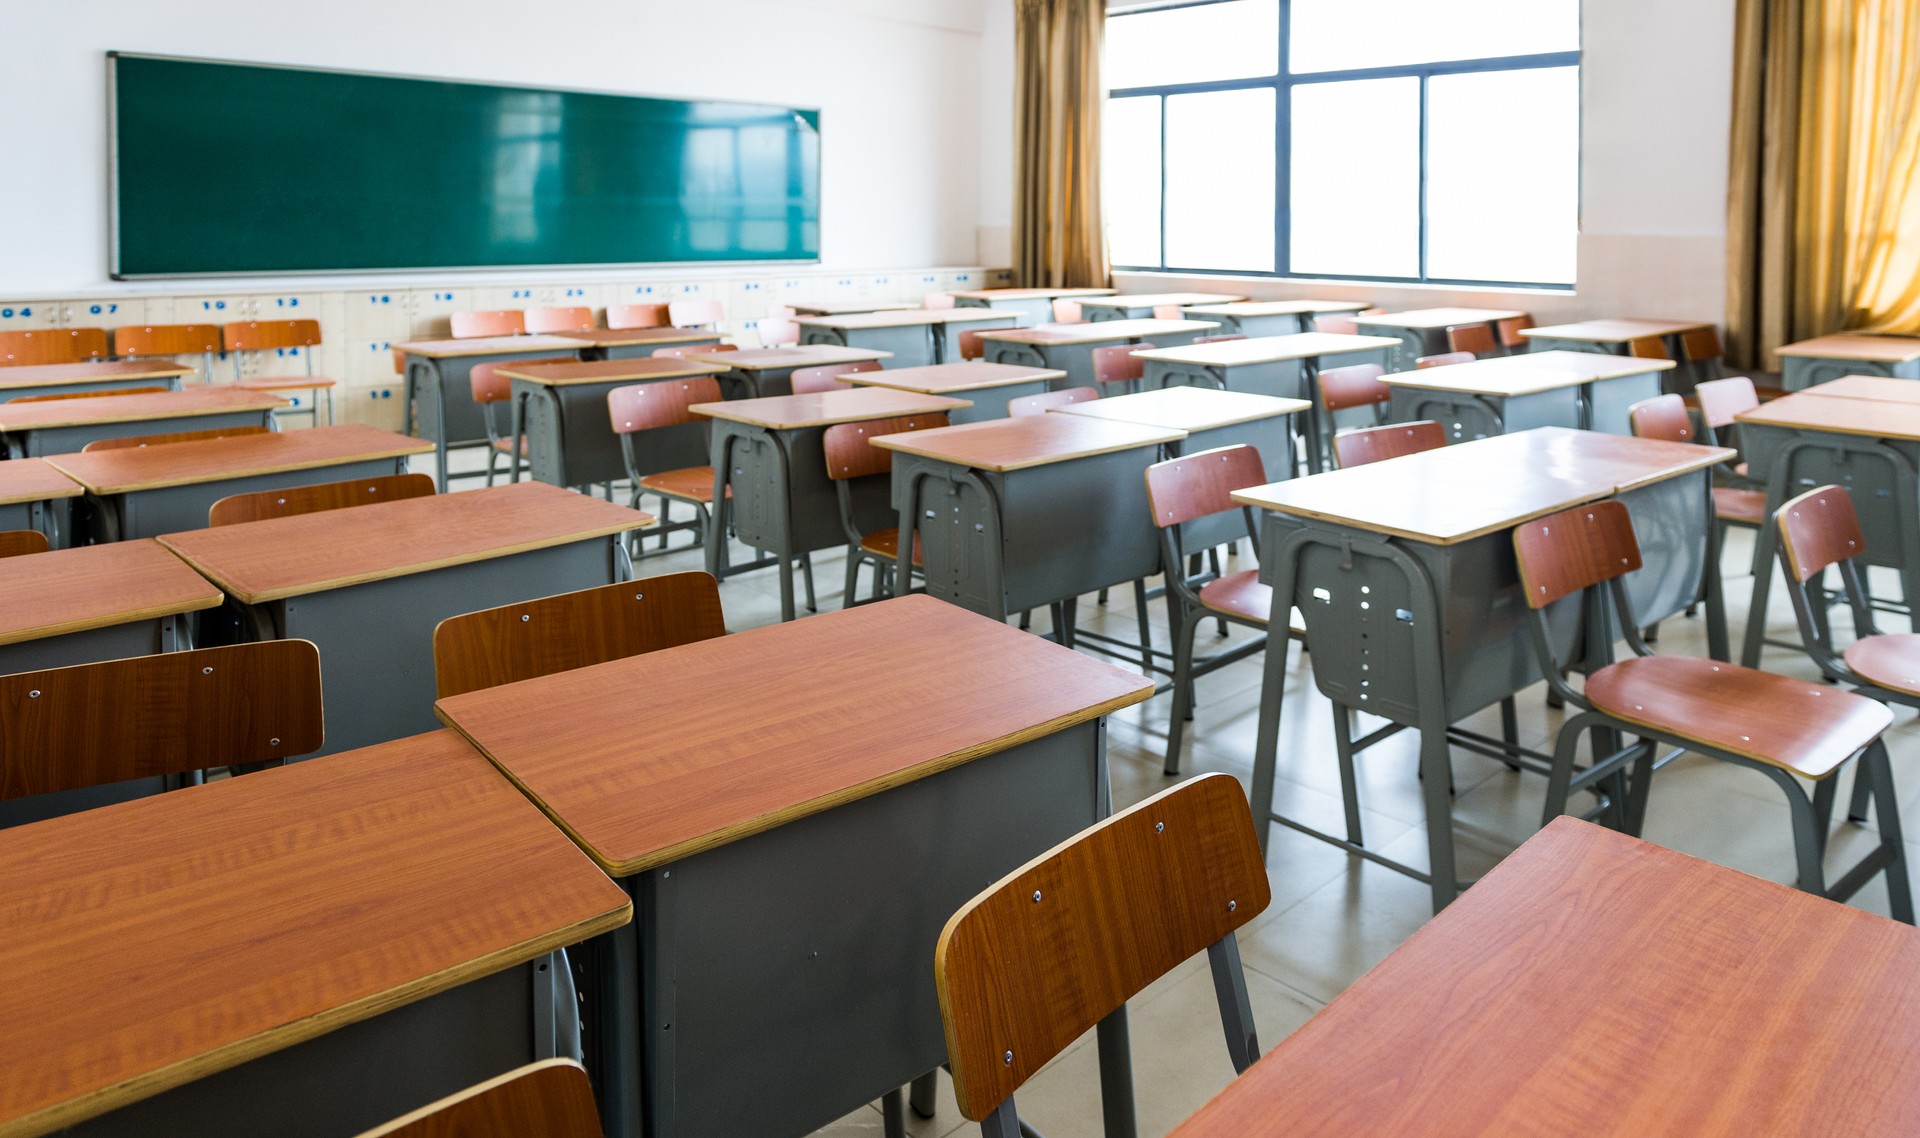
[{"left": 1013, "top": 0, "right": 1111, "bottom": 289}]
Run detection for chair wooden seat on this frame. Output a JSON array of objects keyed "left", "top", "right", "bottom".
[
  {"left": 1584, "top": 655, "right": 1891, "bottom": 778},
  {"left": 1713, "top": 486, "right": 1767, "bottom": 524},
  {"left": 234, "top": 375, "right": 339, "bottom": 392},
  {"left": 1843, "top": 634, "right": 1920, "bottom": 699},
  {"left": 857, "top": 526, "right": 923, "bottom": 566},
  {"left": 1197, "top": 570, "right": 1270, "bottom": 623},
  {"left": 638, "top": 465, "right": 724, "bottom": 503}
]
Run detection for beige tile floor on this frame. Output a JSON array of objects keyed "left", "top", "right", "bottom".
[{"left": 429, "top": 451, "right": 1915, "bottom": 1138}]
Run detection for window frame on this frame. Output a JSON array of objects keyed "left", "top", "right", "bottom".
[{"left": 1105, "top": 0, "right": 1582, "bottom": 290}]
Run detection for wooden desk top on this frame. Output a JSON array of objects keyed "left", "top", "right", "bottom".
[
  {"left": 1077, "top": 293, "right": 1248, "bottom": 310},
  {"left": 1521, "top": 318, "right": 1713, "bottom": 342},
  {"left": 1385, "top": 351, "right": 1672, "bottom": 397},
  {"left": 1182, "top": 300, "right": 1367, "bottom": 318},
  {"left": 1231, "top": 428, "right": 1729, "bottom": 544},
  {"left": 1168, "top": 818, "right": 1920, "bottom": 1138},
  {"left": 0, "top": 458, "right": 82, "bottom": 505},
  {"left": 1776, "top": 333, "right": 1920, "bottom": 362},
  {"left": 692, "top": 345, "right": 893, "bottom": 370},
  {"left": 794, "top": 310, "right": 1011, "bottom": 330},
  {"left": 493, "top": 358, "right": 726, "bottom": 387},
  {"left": 158, "top": 482, "right": 650, "bottom": 604},
  {"left": 0, "top": 387, "right": 287, "bottom": 431},
  {"left": 552, "top": 327, "right": 715, "bottom": 347},
  {"left": 0, "top": 729, "right": 630, "bottom": 1138},
  {"left": 1355, "top": 307, "right": 1529, "bottom": 330},
  {"left": 1806, "top": 375, "right": 1920, "bottom": 403},
  {"left": 785, "top": 300, "right": 919, "bottom": 315},
  {"left": 947, "top": 288, "right": 1119, "bottom": 301},
  {"left": 843, "top": 362, "right": 1065, "bottom": 394},
  {"left": 690, "top": 386, "right": 970, "bottom": 430},
  {"left": 0, "top": 539, "right": 221, "bottom": 646},
  {"left": 1736, "top": 391, "right": 1920, "bottom": 441},
  {"left": 390, "top": 334, "right": 587, "bottom": 359},
  {"left": 44, "top": 424, "right": 432, "bottom": 495},
  {"left": 1053, "top": 386, "right": 1309, "bottom": 432},
  {"left": 0, "top": 360, "right": 196, "bottom": 392},
  {"left": 1131, "top": 332, "right": 1401, "bottom": 367},
  {"left": 976, "top": 319, "right": 1221, "bottom": 346},
  {"left": 870, "top": 411, "right": 1184, "bottom": 472},
  {"left": 436, "top": 596, "right": 1154, "bottom": 877},
  {"left": 1477, "top": 348, "right": 1676, "bottom": 379}
]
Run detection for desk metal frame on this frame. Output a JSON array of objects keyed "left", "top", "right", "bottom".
[
  {"left": 1781, "top": 353, "right": 1920, "bottom": 392},
  {"left": 402, "top": 345, "right": 587, "bottom": 487}
]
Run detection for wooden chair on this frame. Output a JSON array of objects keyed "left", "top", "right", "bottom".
[
  {"left": 450, "top": 310, "right": 526, "bottom": 339},
  {"left": 1152, "top": 305, "right": 1183, "bottom": 321},
  {"left": 607, "top": 303, "right": 670, "bottom": 330},
  {"left": 1332, "top": 420, "right": 1446, "bottom": 468},
  {"left": 10, "top": 386, "right": 170, "bottom": 403},
  {"left": 0, "top": 530, "right": 49, "bottom": 558},
  {"left": 82, "top": 424, "right": 270, "bottom": 451},
  {"left": 1145, "top": 445, "right": 1275, "bottom": 773},
  {"left": 1091, "top": 343, "right": 1154, "bottom": 394},
  {"left": 1682, "top": 327, "right": 1725, "bottom": 382},
  {"left": 1008, "top": 386, "right": 1098, "bottom": 417},
  {"left": 470, "top": 358, "right": 572, "bottom": 485},
  {"left": 1694, "top": 375, "right": 1763, "bottom": 481},
  {"left": 653, "top": 344, "right": 736, "bottom": 359},
  {"left": 0, "top": 640, "right": 324, "bottom": 817},
  {"left": 756, "top": 317, "right": 800, "bottom": 348},
  {"left": 224, "top": 319, "right": 338, "bottom": 425},
  {"left": 1416, "top": 351, "right": 1475, "bottom": 369},
  {"left": 1512, "top": 498, "right": 1912, "bottom": 922},
  {"left": 209, "top": 472, "right": 435, "bottom": 527},
  {"left": 1628, "top": 335, "right": 1670, "bottom": 361},
  {"left": 523, "top": 307, "right": 596, "bottom": 334},
  {"left": 957, "top": 329, "right": 989, "bottom": 361},
  {"left": 609, "top": 376, "right": 725, "bottom": 558},
  {"left": 1443, "top": 323, "right": 1497, "bottom": 358},
  {"left": 112, "top": 323, "right": 223, "bottom": 382},
  {"left": 433, "top": 572, "right": 726, "bottom": 699},
  {"left": 354, "top": 1059, "right": 604, "bottom": 1138},
  {"left": 1313, "top": 315, "right": 1358, "bottom": 335},
  {"left": 667, "top": 299, "right": 725, "bottom": 329},
  {"left": 1050, "top": 299, "right": 1085, "bottom": 324},
  {"left": 1318, "top": 363, "right": 1391, "bottom": 419},
  {"left": 822, "top": 412, "right": 949, "bottom": 603},
  {"left": 0, "top": 327, "right": 108, "bottom": 367},
  {"left": 1629, "top": 392, "right": 1765, "bottom": 542},
  {"left": 936, "top": 774, "right": 1270, "bottom": 1135},
  {"left": 790, "top": 359, "right": 881, "bottom": 395},
  {"left": 1496, "top": 314, "right": 1535, "bottom": 354},
  {"left": 924, "top": 292, "right": 956, "bottom": 309}
]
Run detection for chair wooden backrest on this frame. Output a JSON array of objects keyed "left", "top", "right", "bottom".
[
  {"left": 0, "top": 328, "right": 109, "bottom": 367},
  {"left": 0, "top": 640, "right": 324, "bottom": 801},
  {"left": 1444, "top": 323, "right": 1497, "bottom": 356},
  {"left": 209, "top": 472, "right": 436, "bottom": 527},
  {"left": 10, "top": 386, "right": 171, "bottom": 403},
  {"left": 823, "top": 414, "right": 951, "bottom": 481},
  {"left": 354, "top": 1059, "right": 604, "bottom": 1138},
  {"left": 113, "top": 324, "right": 223, "bottom": 359},
  {"left": 790, "top": 359, "right": 882, "bottom": 395},
  {"left": 1333, "top": 420, "right": 1447, "bottom": 468},
  {"left": 81, "top": 424, "right": 270, "bottom": 451},
  {"left": 1317, "top": 363, "right": 1390, "bottom": 411},
  {"left": 468, "top": 356, "right": 572, "bottom": 406},
  {"left": 1152, "top": 305, "right": 1183, "bottom": 321},
  {"left": 0, "top": 530, "right": 49, "bottom": 558},
  {"left": 936, "top": 774, "right": 1270, "bottom": 1124},
  {"left": 1695, "top": 376, "right": 1759, "bottom": 430},
  {"left": 223, "top": 319, "right": 323, "bottom": 352},
  {"left": 1776, "top": 484, "right": 1867, "bottom": 584},
  {"left": 1416, "top": 351, "right": 1475, "bottom": 369},
  {"left": 523, "top": 307, "right": 596, "bottom": 334},
  {"left": 1091, "top": 343, "right": 1152, "bottom": 388},
  {"left": 1313, "top": 314, "right": 1358, "bottom": 335},
  {"left": 652, "top": 344, "right": 735, "bottom": 359},
  {"left": 1495, "top": 314, "right": 1535, "bottom": 350},
  {"left": 1628, "top": 335, "right": 1670, "bottom": 360},
  {"left": 1192, "top": 334, "right": 1246, "bottom": 344},
  {"left": 432, "top": 573, "right": 726, "bottom": 699},
  {"left": 957, "top": 329, "right": 988, "bottom": 361},
  {"left": 924, "top": 292, "right": 957, "bottom": 309},
  {"left": 756, "top": 317, "right": 800, "bottom": 348},
  {"left": 1008, "top": 386, "right": 1098, "bottom": 418},
  {"left": 1512, "top": 499, "right": 1643, "bottom": 610},
  {"left": 606, "top": 303, "right": 670, "bottom": 330},
  {"left": 607, "top": 375, "right": 723, "bottom": 434},
  {"left": 450, "top": 310, "right": 526, "bottom": 339},
  {"left": 1357, "top": 307, "right": 1388, "bottom": 316},
  {"left": 668, "top": 299, "right": 725, "bottom": 329},
  {"left": 1050, "top": 299, "right": 1084, "bottom": 324},
  {"left": 1682, "top": 327, "right": 1724, "bottom": 364},
  {"left": 1144, "top": 444, "right": 1268, "bottom": 529},
  {"left": 1627, "top": 394, "right": 1695, "bottom": 443}
]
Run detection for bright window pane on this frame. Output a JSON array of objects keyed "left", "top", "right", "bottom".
[
  {"left": 1104, "top": 96, "right": 1163, "bottom": 267},
  {"left": 1288, "top": 78, "right": 1418, "bottom": 278},
  {"left": 1426, "top": 67, "right": 1578, "bottom": 283},
  {"left": 1163, "top": 89, "right": 1276, "bottom": 272},
  {"left": 1290, "top": 0, "right": 1578, "bottom": 74},
  {"left": 1106, "top": 0, "right": 1280, "bottom": 89}
]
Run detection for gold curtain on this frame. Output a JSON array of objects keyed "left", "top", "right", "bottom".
[
  {"left": 1013, "top": 0, "right": 1110, "bottom": 289},
  {"left": 1728, "top": 0, "right": 1920, "bottom": 369}
]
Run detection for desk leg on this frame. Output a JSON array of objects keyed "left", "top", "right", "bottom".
[
  {"left": 1096, "top": 1007, "right": 1137, "bottom": 1138},
  {"left": 705, "top": 437, "right": 734, "bottom": 582}
]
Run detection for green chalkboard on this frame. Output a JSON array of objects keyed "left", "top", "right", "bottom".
[{"left": 110, "top": 54, "right": 821, "bottom": 277}]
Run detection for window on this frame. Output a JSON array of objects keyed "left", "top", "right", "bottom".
[{"left": 1104, "top": 0, "right": 1580, "bottom": 288}]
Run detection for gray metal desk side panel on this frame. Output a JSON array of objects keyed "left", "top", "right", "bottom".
[
  {"left": 6, "top": 407, "right": 279, "bottom": 459},
  {"left": 708, "top": 417, "right": 892, "bottom": 559},
  {"left": 0, "top": 615, "right": 185, "bottom": 678},
  {"left": 953, "top": 295, "right": 1053, "bottom": 325},
  {"left": 592, "top": 333, "right": 722, "bottom": 362},
  {"left": 0, "top": 375, "right": 185, "bottom": 403},
  {"left": 514, "top": 378, "right": 706, "bottom": 489},
  {"left": 1388, "top": 386, "right": 1581, "bottom": 443},
  {"left": 930, "top": 314, "right": 1020, "bottom": 363},
  {"left": 0, "top": 498, "right": 63, "bottom": 547},
  {"left": 799, "top": 324, "right": 937, "bottom": 369},
  {"left": 1585, "top": 371, "right": 1665, "bottom": 435},
  {"left": 89, "top": 455, "right": 409, "bottom": 542},
  {"left": 1783, "top": 354, "right": 1920, "bottom": 391}
]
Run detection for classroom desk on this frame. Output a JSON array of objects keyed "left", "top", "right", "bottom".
[
  {"left": 687, "top": 344, "right": 893, "bottom": 398},
  {"left": 948, "top": 286, "right": 1118, "bottom": 325},
  {"left": 977, "top": 318, "right": 1222, "bottom": 389},
  {"left": 1077, "top": 293, "right": 1248, "bottom": 322},
  {"left": 1383, "top": 351, "right": 1674, "bottom": 438},
  {"left": 558, "top": 327, "right": 722, "bottom": 361},
  {"left": 0, "top": 387, "right": 287, "bottom": 458},
  {"left": 0, "top": 729, "right": 631, "bottom": 1138},
  {"left": 0, "top": 458, "right": 81, "bottom": 546},
  {"left": 1735, "top": 392, "right": 1920, "bottom": 666},
  {"left": 1179, "top": 299, "right": 1367, "bottom": 338},
  {"left": 0, "top": 539, "right": 218, "bottom": 675},
  {"left": 1805, "top": 374, "right": 1920, "bottom": 402},
  {"left": 159, "top": 482, "right": 650, "bottom": 756},
  {"left": 1169, "top": 816, "right": 1920, "bottom": 1138},
  {"left": 46, "top": 424, "right": 433, "bottom": 543},
  {"left": 1777, "top": 332, "right": 1920, "bottom": 391},
  {"left": 1052, "top": 385, "right": 1309, "bottom": 496},
  {"left": 692, "top": 386, "right": 969, "bottom": 621},
  {"left": 839, "top": 361, "right": 1065, "bottom": 422},
  {"left": 1234, "top": 428, "right": 1731, "bottom": 912},
  {"left": 1353, "top": 307, "right": 1530, "bottom": 372},
  {"left": 496, "top": 358, "right": 729, "bottom": 490},
  {"left": 0, "top": 359, "right": 193, "bottom": 402},
  {"left": 434, "top": 596, "right": 1153, "bottom": 1138},
  {"left": 795, "top": 310, "right": 1018, "bottom": 368},
  {"left": 783, "top": 300, "right": 918, "bottom": 317},
  {"left": 393, "top": 334, "right": 590, "bottom": 486},
  {"left": 1519, "top": 318, "right": 1716, "bottom": 391},
  {"left": 875, "top": 414, "right": 1185, "bottom": 622}
]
